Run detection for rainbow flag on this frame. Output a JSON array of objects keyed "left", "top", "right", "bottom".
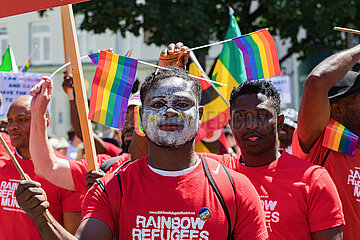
[
  {"left": 20, "top": 58, "right": 31, "bottom": 72},
  {"left": 134, "top": 105, "right": 145, "bottom": 136},
  {"left": 232, "top": 29, "right": 281, "bottom": 81},
  {"left": 88, "top": 51, "right": 138, "bottom": 129},
  {"left": 125, "top": 49, "right": 133, "bottom": 57},
  {"left": 322, "top": 118, "right": 359, "bottom": 156},
  {"left": 88, "top": 49, "right": 113, "bottom": 65}
]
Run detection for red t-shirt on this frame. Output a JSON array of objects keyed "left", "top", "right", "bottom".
[
  {"left": 104, "top": 142, "right": 122, "bottom": 157},
  {"left": 81, "top": 156, "right": 268, "bottom": 240},
  {"left": 0, "top": 132, "right": 14, "bottom": 157},
  {"left": 0, "top": 150, "right": 83, "bottom": 240},
  {"left": 69, "top": 153, "right": 119, "bottom": 195},
  {"left": 203, "top": 151, "right": 344, "bottom": 240},
  {"left": 293, "top": 128, "right": 360, "bottom": 240}
]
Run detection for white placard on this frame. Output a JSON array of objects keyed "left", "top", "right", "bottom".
[
  {"left": 0, "top": 72, "right": 50, "bottom": 116},
  {"left": 267, "top": 75, "right": 292, "bottom": 106}
]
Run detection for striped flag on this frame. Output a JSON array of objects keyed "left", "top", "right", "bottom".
[
  {"left": 134, "top": 105, "right": 145, "bottom": 137},
  {"left": 322, "top": 118, "right": 359, "bottom": 156},
  {"left": 88, "top": 51, "right": 138, "bottom": 129},
  {"left": 0, "top": 46, "right": 18, "bottom": 72},
  {"left": 232, "top": 29, "right": 281, "bottom": 81},
  {"left": 195, "top": 129, "right": 229, "bottom": 155}
]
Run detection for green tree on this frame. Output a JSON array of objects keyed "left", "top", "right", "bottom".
[{"left": 48, "top": 0, "right": 360, "bottom": 65}]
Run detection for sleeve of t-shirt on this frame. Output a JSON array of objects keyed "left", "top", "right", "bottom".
[
  {"left": 104, "top": 142, "right": 122, "bottom": 157},
  {"left": 69, "top": 159, "right": 89, "bottom": 195},
  {"left": 292, "top": 128, "right": 328, "bottom": 165},
  {"left": 61, "top": 188, "right": 84, "bottom": 212},
  {"left": 232, "top": 173, "right": 269, "bottom": 240},
  {"left": 307, "top": 169, "right": 345, "bottom": 232},
  {"left": 81, "top": 177, "right": 117, "bottom": 235}
]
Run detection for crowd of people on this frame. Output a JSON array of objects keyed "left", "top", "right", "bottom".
[{"left": 0, "top": 41, "right": 359, "bottom": 240}]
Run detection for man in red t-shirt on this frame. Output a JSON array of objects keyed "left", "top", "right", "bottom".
[
  {"left": 16, "top": 64, "right": 268, "bottom": 239},
  {"left": 204, "top": 80, "right": 344, "bottom": 240},
  {"left": 293, "top": 44, "right": 360, "bottom": 240},
  {"left": 0, "top": 95, "right": 83, "bottom": 240}
]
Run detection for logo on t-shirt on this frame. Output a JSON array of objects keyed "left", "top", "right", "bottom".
[
  {"left": 260, "top": 196, "right": 280, "bottom": 232},
  {"left": 198, "top": 208, "right": 212, "bottom": 221},
  {"left": 133, "top": 210, "right": 210, "bottom": 239},
  {"left": 348, "top": 167, "right": 360, "bottom": 202},
  {"left": 0, "top": 179, "right": 23, "bottom": 213}
]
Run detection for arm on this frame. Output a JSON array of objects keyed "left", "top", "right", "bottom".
[
  {"left": 16, "top": 180, "right": 111, "bottom": 240},
  {"left": 63, "top": 212, "right": 82, "bottom": 235},
  {"left": 30, "top": 77, "right": 76, "bottom": 191},
  {"left": 298, "top": 44, "right": 360, "bottom": 153},
  {"left": 311, "top": 226, "right": 342, "bottom": 240},
  {"left": 63, "top": 73, "right": 107, "bottom": 154}
]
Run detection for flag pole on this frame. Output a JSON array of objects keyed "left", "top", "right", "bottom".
[
  {"left": 0, "top": 134, "right": 55, "bottom": 223},
  {"left": 189, "top": 51, "right": 230, "bottom": 108},
  {"left": 61, "top": 10, "right": 74, "bottom": 101},
  {"left": 61, "top": 4, "right": 98, "bottom": 171},
  {"left": 334, "top": 27, "right": 360, "bottom": 35}
]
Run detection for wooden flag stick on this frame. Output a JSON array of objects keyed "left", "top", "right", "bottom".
[
  {"left": 61, "top": 4, "right": 98, "bottom": 171},
  {"left": 334, "top": 27, "right": 360, "bottom": 35},
  {"left": 0, "top": 134, "right": 55, "bottom": 223}
]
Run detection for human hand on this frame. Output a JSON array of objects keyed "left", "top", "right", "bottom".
[
  {"left": 15, "top": 180, "right": 49, "bottom": 221},
  {"left": 30, "top": 76, "right": 53, "bottom": 118},
  {"left": 158, "top": 42, "right": 189, "bottom": 70},
  {"left": 62, "top": 71, "right": 74, "bottom": 94},
  {"left": 85, "top": 170, "right": 106, "bottom": 190}
]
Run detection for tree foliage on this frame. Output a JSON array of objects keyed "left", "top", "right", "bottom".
[{"left": 47, "top": 0, "right": 360, "bottom": 62}]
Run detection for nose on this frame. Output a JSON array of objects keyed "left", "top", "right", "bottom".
[
  {"left": 245, "top": 114, "right": 259, "bottom": 130},
  {"left": 163, "top": 107, "right": 179, "bottom": 118},
  {"left": 7, "top": 121, "right": 18, "bottom": 131}
]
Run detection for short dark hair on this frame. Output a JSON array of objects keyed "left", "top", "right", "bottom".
[
  {"left": 140, "top": 67, "right": 201, "bottom": 104},
  {"left": 230, "top": 80, "right": 281, "bottom": 115}
]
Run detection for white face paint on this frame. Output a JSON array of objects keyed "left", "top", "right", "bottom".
[{"left": 142, "top": 77, "right": 200, "bottom": 148}]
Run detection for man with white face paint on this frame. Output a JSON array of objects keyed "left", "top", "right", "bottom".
[{"left": 15, "top": 68, "right": 268, "bottom": 240}]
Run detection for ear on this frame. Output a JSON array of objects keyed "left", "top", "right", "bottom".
[
  {"left": 330, "top": 102, "right": 346, "bottom": 119},
  {"left": 45, "top": 117, "right": 50, "bottom": 127},
  {"left": 198, "top": 106, "right": 204, "bottom": 121},
  {"left": 277, "top": 113, "right": 284, "bottom": 131}
]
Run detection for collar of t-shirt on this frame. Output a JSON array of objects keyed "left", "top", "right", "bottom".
[
  {"left": 14, "top": 143, "right": 54, "bottom": 160},
  {"left": 147, "top": 158, "right": 201, "bottom": 177}
]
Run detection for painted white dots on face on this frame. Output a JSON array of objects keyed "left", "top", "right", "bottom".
[{"left": 142, "top": 77, "right": 200, "bottom": 148}]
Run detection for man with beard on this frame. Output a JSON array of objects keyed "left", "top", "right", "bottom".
[
  {"left": 204, "top": 80, "right": 344, "bottom": 239},
  {"left": 15, "top": 67, "right": 268, "bottom": 240},
  {"left": 292, "top": 44, "right": 360, "bottom": 240}
]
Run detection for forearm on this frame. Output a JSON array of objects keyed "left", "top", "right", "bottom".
[
  {"left": 30, "top": 114, "right": 75, "bottom": 191},
  {"left": 33, "top": 216, "right": 77, "bottom": 240}
]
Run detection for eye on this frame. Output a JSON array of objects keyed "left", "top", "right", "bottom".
[
  {"left": 151, "top": 101, "right": 164, "bottom": 108},
  {"left": 258, "top": 112, "right": 269, "bottom": 120},
  {"left": 177, "top": 101, "right": 189, "bottom": 108},
  {"left": 236, "top": 113, "right": 245, "bottom": 120}
]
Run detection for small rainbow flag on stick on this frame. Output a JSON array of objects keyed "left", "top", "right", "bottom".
[
  {"left": 232, "top": 29, "right": 281, "bottom": 81},
  {"left": 134, "top": 105, "right": 145, "bottom": 137},
  {"left": 322, "top": 118, "right": 359, "bottom": 156},
  {"left": 88, "top": 51, "right": 138, "bottom": 129}
]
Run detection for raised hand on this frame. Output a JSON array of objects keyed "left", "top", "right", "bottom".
[
  {"left": 85, "top": 170, "right": 106, "bottom": 190},
  {"left": 30, "top": 76, "right": 53, "bottom": 117},
  {"left": 158, "top": 42, "right": 189, "bottom": 70}
]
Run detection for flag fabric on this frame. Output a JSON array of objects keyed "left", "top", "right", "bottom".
[
  {"left": 0, "top": 47, "right": 18, "bottom": 72},
  {"left": 232, "top": 29, "right": 281, "bottom": 81},
  {"left": 88, "top": 50, "right": 138, "bottom": 129},
  {"left": 322, "top": 118, "right": 359, "bottom": 156},
  {"left": 195, "top": 129, "right": 229, "bottom": 155},
  {"left": 189, "top": 56, "right": 229, "bottom": 142},
  {"left": 134, "top": 105, "right": 145, "bottom": 137},
  {"left": 125, "top": 49, "right": 133, "bottom": 57},
  {"left": 20, "top": 58, "right": 31, "bottom": 72},
  {"left": 88, "top": 49, "right": 113, "bottom": 65},
  {"left": 211, "top": 10, "right": 246, "bottom": 103}
]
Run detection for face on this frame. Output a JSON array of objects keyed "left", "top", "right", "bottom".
[
  {"left": 7, "top": 96, "right": 32, "bottom": 150},
  {"left": 342, "top": 92, "right": 360, "bottom": 136},
  {"left": 230, "top": 93, "right": 281, "bottom": 156},
  {"left": 278, "top": 124, "right": 295, "bottom": 149},
  {"left": 141, "top": 77, "right": 202, "bottom": 149},
  {"left": 121, "top": 106, "right": 135, "bottom": 152}
]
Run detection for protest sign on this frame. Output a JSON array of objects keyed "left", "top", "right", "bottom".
[
  {"left": 0, "top": 72, "right": 49, "bottom": 116},
  {"left": 0, "top": 0, "right": 88, "bottom": 19},
  {"left": 268, "top": 75, "right": 292, "bottom": 106}
]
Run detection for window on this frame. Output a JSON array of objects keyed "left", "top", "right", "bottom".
[
  {"left": 0, "top": 26, "right": 9, "bottom": 58},
  {"left": 30, "top": 23, "right": 51, "bottom": 64}
]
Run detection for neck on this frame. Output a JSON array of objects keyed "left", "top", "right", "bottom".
[
  {"left": 16, "top": 147, "right": 31, "bottom": 160},
  {"left": 147, "top": 140, "right": 197, "bottom": 171},
  {"left": 241, "top": 146, "right": 279, "bottom": 167}
]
